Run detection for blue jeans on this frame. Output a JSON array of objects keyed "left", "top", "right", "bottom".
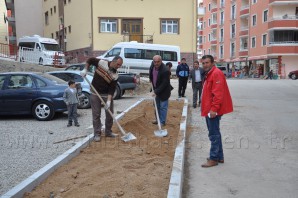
[
  {"left": 155, "top": 97, "right": 169, "bottom": 125},
  {"left": 206, "top": 116, "right": 224, "bottom": 161}
]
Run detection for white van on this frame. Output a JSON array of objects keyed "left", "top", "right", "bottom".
[
  {"left": 97, "top": 42, "right": 181, "bottom": 74},
  {"left": 18, "top": 35, "right": 65, "bottom": 65}
]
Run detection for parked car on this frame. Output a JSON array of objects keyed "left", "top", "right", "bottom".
[
  {"left": 47, "top": 71, "right": 93, "bottom": 109},
  {"left": 64, "top": 64, "right": 138, "bottom": 99},
  {"left": 0, "top": 72, "right": 68, "bottom": 121},
  {"left": 288, "top": 70, "right": 298, "bottom": 80}
]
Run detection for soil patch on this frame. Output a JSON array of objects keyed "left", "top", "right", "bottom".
[{"left": 24, "top": 100, "right": 184, "bottom": 198}]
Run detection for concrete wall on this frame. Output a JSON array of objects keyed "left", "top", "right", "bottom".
[
  {"left": 0, "top": 0, "right": 8, "bottom": 44},
  {"left": 91, "top": 0, "right": 197, "bottom": 54},
  {"left": 43, "top": 0, "right": 59, "bottom": 40},
  {"left": 15, "top": 0, "right": 43, "bottom": 42}
]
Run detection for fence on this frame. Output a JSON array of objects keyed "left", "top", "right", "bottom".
[{"left": 0, "top": 43, "right": 18, "bottom": 60}]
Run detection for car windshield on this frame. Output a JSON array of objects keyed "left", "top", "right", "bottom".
[
  {"left": 41, "top": 43, "right": 60, "bottom": 51},
  {"left": 39, "top": 73, "right": 67, "bottom": 84}
]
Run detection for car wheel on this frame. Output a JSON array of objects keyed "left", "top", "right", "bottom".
[
  {"left": 113, "top": 86, "right": 121, "bottom": 100},
  {"left": 291, "top": 74, "right": 297, "bottom": 80},
  {"left": 39, "top": 58, "right": 43, "bottom": 65},
  {"left": 78, "top": 92, "right": 91, "bottom": 109},
  {"left": 32, "top": 100, "right": 55, "bottom": 121}
]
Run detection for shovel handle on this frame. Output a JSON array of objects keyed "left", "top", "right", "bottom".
[
  {"left": 84, "top": 76, "right": 126, "bottom": 136},
  {"left": 151, "top": 84, "right": 162, "bottom": 130}
]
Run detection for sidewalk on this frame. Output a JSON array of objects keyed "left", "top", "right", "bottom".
[{"left": 181, "top": 80, "right": 298, "bottom": 198}]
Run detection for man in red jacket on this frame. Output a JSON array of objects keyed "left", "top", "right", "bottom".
[{"left": 201, "top": 55, "right": 233, "bottom": 168}]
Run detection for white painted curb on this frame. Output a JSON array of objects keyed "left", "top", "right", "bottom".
[
  {"left": 1, "top": 99, "right": 144, "bottom": 198},
  {"left": 167, "top": 98, "right": 188, "bottom": 198}
]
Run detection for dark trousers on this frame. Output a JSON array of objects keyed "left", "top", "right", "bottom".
[
  {"left": 192, "top": 82, "right": 202, "bottom": 106},
  {"left": 178, "top": 77, "right": 188, "bottom": 97},
  {"left": 206, "top": 116, "right": 224, "bottom": 161},
  {"left": 91, "top": 94, "right": 114, "bottom": 136},
  {"left": 67, "top": 104, "right": 78, "bottom": 124}
]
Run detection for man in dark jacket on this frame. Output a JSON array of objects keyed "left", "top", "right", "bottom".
[
  {"left": 149, "top": 55, "right": 171, "bottom": 126},
  {"left": 189, "top": 60, "right": 205, "bottom": 108},
  {"left": 176, "top": 58, "right": 190, "bottom": 98}
]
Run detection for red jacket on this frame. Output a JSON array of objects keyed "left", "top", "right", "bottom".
[{"left": 201, "top": 66, "right": 233, "bottom": 117}]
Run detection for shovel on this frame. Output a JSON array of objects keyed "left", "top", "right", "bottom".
[
  {"left": 84, "top": 77, "right": 136, "bottom": 142},
  {"left": 151, "top": 84, "right": 168, "bottom": 137}
]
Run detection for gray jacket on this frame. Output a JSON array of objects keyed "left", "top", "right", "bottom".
[
  {"left": 189, "top": 67, "right": 205, "bottom": 87},
  {"left": 63, "top": 88, "right": 79, "bottom": 105}
]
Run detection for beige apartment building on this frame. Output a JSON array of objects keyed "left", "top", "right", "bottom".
[
  {"left": 43, "top": 0, "right": 198, "bottom": 64},
  {"left": 0, "top": 0, "right": 8, "bottom": 44},
  {"left": 199, "top": 0, "right": 298, "bottom": 79}
]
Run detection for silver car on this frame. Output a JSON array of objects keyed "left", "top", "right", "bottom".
[{"left": 47, "top": 71, "right": 92, "bottom": 109}]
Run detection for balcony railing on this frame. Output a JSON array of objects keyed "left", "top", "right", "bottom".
[
  {"left": 269, "top": 41, "right": 298, "bottom": 45},
  {"left": 198, "top": 7, "right": 205, "bottom": 16},
  {"left": 240, "top": 26, "right": 249, "bottom": 31},
  {"left": 240, "top": 5, "right": 249, "bottom": 10},
  {"left": 240, "top": 46, "right": 248, "bottom": 51},
  {"left": 220, "top": 37, "right": 224, "bottom": 42},
  {"left": 270, "top": 15, "right": 298, "bottom": 21},
  {"left": 231, "top": 33, "right": 236, "bottom": 38}
]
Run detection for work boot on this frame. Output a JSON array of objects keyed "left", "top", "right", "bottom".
[
  {"left": 93, "top": 134, "right": 101, "bottom": 142},
  {"left": 67, "top": 122, "right": 72, "bottom": 127},
  {"left": 152, "top": 120, "right": 158, "bottom": 125},
  {"left": 74, "top": 123, "right": 80, "bottom": 127},
  {"left": 105, "top": 132, "right": 118, "bottom": 138},
  {"left": 207, "top": 158, "right": 224, "bottom": 163},
  {"left": 201, "top": 160, "right": 218, "bottom": 168}
]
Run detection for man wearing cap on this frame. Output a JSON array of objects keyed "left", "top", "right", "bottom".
[{"left": 176, "top": 58, "right": 190, "bottom": 98}]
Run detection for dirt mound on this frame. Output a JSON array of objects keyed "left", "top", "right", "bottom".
[{"left": 24, "top": 100, "right": 184, "bottom": 198}]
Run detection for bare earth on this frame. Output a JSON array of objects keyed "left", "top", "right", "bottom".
[{"left": 24, "top": 100, "right": 184, "bottom": 198}]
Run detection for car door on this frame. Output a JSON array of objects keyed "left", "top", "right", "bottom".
[
  {"left": 0, "top": 75, "right": 7, "bottom": 112},
  {"left": 1, "top": 74, "right": 37, "bottom": 113}
]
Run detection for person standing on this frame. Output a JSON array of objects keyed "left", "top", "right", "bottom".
[
  {"left": 189, "top": 61, "right": 204, "bottom": 108},
  {"left": 80, "top": 56, "right": 123, "bottom": 142},
  {"left": 269, "top": 70, "right": 273, "bottom": 80},
  {"left": 201, "top": 55, "right": 233, "bottom": 168},
  {"left": 176, "top": 58, "right": 190, "bottom": 98},
  {"left": 63, "top": 80, "right": 80, "bottom": 127},
  {"left": 149, "top": 55, "right": 171, "bottom": 126}
]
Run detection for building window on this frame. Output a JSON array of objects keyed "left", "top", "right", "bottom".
[
  {"left": 208, "top": 34, "right": 211, "bottom": 42},
  {"left": 252, "top": 0, "right": 257, "bottom": 4},
  {"left": 230, "top": 42, "right": 235, "bottom": 57},
  {"left": 100, "top": 19, "right": 118, "bottom": 33},
  {"left": 68, "top": 26, "right": 71, "bottom": 33},
  {"left": 54, "top": 6, "right": 56, "bottom": 13},
  {"left": 263, "top": 10, "right": 268, "bottom": 22},
  {"left": 208, "top": 4, "right": 211, "bottom": 11},
  {"left": 55, "top": 31, "right": 58, "bottom": 39},
  {"left": 231, "top": 24, "right": 236, "bottom": 38},
  {"left": 208, "top": 49, "right": 211, "bottom": 55},
  {"left": 50, "top": 8, "right": 53, "bottom": 15},
  {"left": 51, "top": 33, "right": 54, "bottom": 39},
  {"left": 262, "top": 34, "right": 267, "bottom": 46},
  {"left": 220, "top": 45, "right": 224, "bottom": 58},
  {"left": 64, "top": 0, "right": 66, "bottom": 5},
  {"left": 231, "top": 5, "right": 236, "bottom": 20},
  {"left": 252, "top": 15, "right": 257, "bottom": 26},
  {"left": 204, "top": 50, "right": 206, "bottom": 55},
  {"left": 220, "top": 28, "right": 224, "bottom": 42},
  {"left": 161, "top": 19, "right": 179, "bottom": 34},
  {"left": 208, "top": 18, "right": 211, "bottom": 26},
  {"left": 220, "top": 11, "right": 224, "bottom": 25},
  {"left": 64, "top": 28, "right": 67, "bottom": 35},
  {"left": 45, "top": 11, "right": 49, "bottom": 25},
  {"left": 251, "top": 37, "right": 256, "bottom": 48}
]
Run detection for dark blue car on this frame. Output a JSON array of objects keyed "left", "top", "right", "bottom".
[{"left": 0, "top": 72, "right": 68, "bottom": 121}]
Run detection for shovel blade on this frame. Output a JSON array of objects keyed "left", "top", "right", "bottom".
[
  {"left": 154, "top": 129, "right": 168, "bottom": 137},
  {"left": 121, "top": 132, "right": 137, "bottom": 142}
]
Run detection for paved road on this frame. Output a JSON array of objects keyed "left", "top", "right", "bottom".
[{"left": 182, "top": 80, "right": 298, "bottom": 198}]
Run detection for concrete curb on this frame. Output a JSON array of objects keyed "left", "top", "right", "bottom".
[
  {"left": 1, "top": 99, "right": 145, "bottom": 198},
  {"left": 167, "top": 98, "right": 188, "bottom": 198}
]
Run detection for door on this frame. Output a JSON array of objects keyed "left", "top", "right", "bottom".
[
  {"left": 122, "top": 19, "right": 143, "bottom": 43},
  {"left": 1, "top": 75, "right": 37, "bottom": 113}
]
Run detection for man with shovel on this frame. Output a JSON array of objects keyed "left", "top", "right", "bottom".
[
  {"left": 80, "top": 56, "right": 123, "bottom": 142},
  {"left": 149, "top": 55, "right": 172, "bottom": 126}
]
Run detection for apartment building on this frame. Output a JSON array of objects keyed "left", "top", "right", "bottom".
[
  {"left": 43, "top": 0, "right": 198, "bottom": 64},
  {"left": 199, "top": 0, "right": 298, "bottom": 78},
  {"left": 0, "top": 0, "right": 8, "bottom": 44}
]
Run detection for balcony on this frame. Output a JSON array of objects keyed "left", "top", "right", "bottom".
[
  {"left": 269, "top": 0, "right": 298, "bottom": 5},
  {"left": 6, "top": 16, "right": 15, "bottom": 23},
  {"left": 240, "top": 5, "right": 249, "bottom": 16},
  {"left": 240, "top": 27, "right": 249, "bottom": 36},
  {"left": 267, "top": 44, "right": 298, "bottom": 54},
  {"left": 198, "top": 7, "right": 205, "bottom": 17},
  {"left": 269, "top": 15, "right": 298, "bottom": 29},
  {"left": 239, "top": 51, "right": 248, "bottom": 57},
  {"left": 211, "top": 23, "right": 218, "bottom": 29}
]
